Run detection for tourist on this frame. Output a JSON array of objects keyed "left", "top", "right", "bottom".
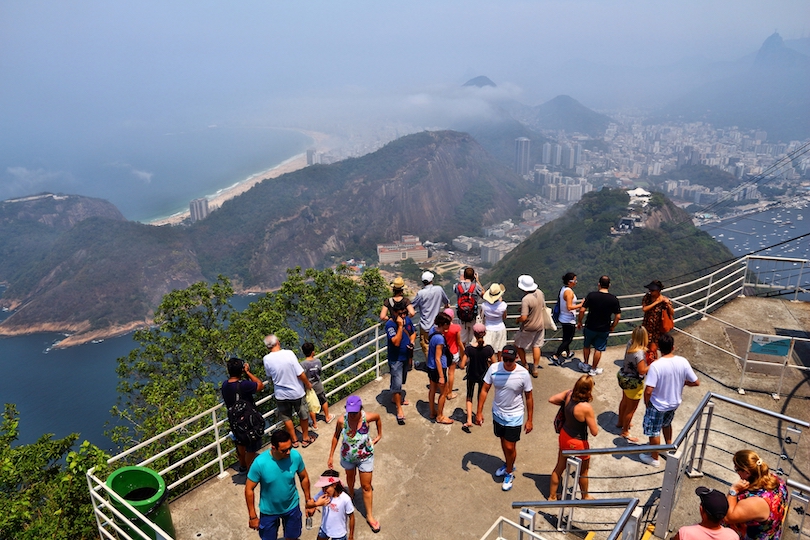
[
  {"left": 724, "top": 450, "right": 788, "bottom": 540},
  {"left": 461, "top": 323, "right": 494, "bottom": 429},
  {"left": 411, "top": 271, "right": 450, "bottom": 358},
  {"left": 551, "top": 272, "right": 582, "bottom": 366},
  {"left": 475, "top": 344, "right": 534, "bottom": 491},
  {"left": 300, "top": 342, "right": 334, "bottom": 429},
  {"left": 245, "top": 429, "right": 314, "bottom": 540},
  {"left": 672, "top": 487, "right": 738, "bottom": 540},
  {"left": 379, "top": 276, "right": 415, "bottom": 321},
  {"left": 427, "top": 311, "right": 454, "bottom": 424},
  {"left": 327, "top": 396, "right": 383, "bottom": 534},
  {"left": 577, "top": 275, "right": 622, "bottom": 375},
  {"left": 221, "top": 357, "right": 265, "bottom": 472},
  {"left": 263, "top": 334, "right": 315, "bottom": 448},
  {"left": 514, "top": 275, "right": 545, "bottom": 378},
  {"left": 641, "top": 280, "right": 675, "bottom": 362},
  {"left": 482, "top": 283, "right": 508, "bottom": 362},
  {"left": 454, "top": 266, "right": 484, "bottom": 346},
  {"left": 616, "top": 326, "right": 649, "bottom": 442},
  {"left": 639, "top": 334, "right": 699, "bottom": 467},
  {"left": 385, "top": 304, "right": 416, "bottom": 425},
  {"left": 306, "top": 469, "right": 356, "bottom": 540},
  {"left": 443, "top": 307, "right": 467, "bottom": 401},
  {"left": 548, "top": 375, "right": 598, "bottom": 500}
]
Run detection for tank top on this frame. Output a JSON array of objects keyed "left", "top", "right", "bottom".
[
  {"left": 340, "top": 411, "right": 374, "bottom": 463},
  {"left": 733, "top": 476, "right": 788, "bottom": 540},
  {"left": 559, "top": 286, "right": 577, "bottom": 324},
  {"left": 562, "top": 398, "right": 589, "bottom": 440}
]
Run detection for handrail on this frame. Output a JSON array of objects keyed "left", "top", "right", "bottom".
[{"left": 511, "top": 498, "right": 640, "bottom": 540}]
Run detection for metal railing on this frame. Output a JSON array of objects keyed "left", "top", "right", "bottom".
[{"left": 507, "top": 498, "right": 641, "bottom": 540}]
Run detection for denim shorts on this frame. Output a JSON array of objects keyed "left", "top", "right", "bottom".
[
  {"left": 340, "top": 454, "right": 374, "bottom": 473},
  {"left": 389, "top": 360, "right": 404, "bottom": 393}
]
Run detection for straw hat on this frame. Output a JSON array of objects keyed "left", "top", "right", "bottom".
[{"left": 483, "top": 283, "right": 505, "bottom": 303}]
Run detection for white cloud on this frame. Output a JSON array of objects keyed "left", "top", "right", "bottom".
[{"left": 130, "top": 169, "right": 153, "bottom": 183}]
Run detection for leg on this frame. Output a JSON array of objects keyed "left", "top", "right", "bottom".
[
  {"left": 465, "top": 397, "right": 473, "bottom": 426},
  {"left": 283, "top": 419, "right": 298, "bottom": 443},
  {"left": 516, "top": 347, "right": 529, "bottom": 370},
  {"left": 359, "top": 470, "right": 376, "bottom": 527},
  {"left": 235, "top": 443, "right": 247, "bottom": 468},
  {"left": 662, "top": 424, "right": 673, "bottom": 445},
  {"left": 592, "top": 349, "right": 603, "bottom": 370},
  {"left": 531, "top": 346, "right": 541, "bottom": 371},
  {"left": 649, "top": 435, "right": 661, "bottom": 460},
  {"left": 428, "top": 381, "right": 437, "bottom": 418},
  {"left": 447, "top": 363, "right": 457, "bottom": 399},
  {"left": 622, "top": 398, "right": 641, "bottom": 438},
  {"left": 309, "top": 411, "right": 318, "bottom": 430},
  {"left": 582, "top": 347, "right": 591, "bottom": 365},
  {"left": 501, "top": 438, "right": 517, "bottom": 473},
  {"left": 392, "top": 391, "right": 403, "bottom": 419},
  {"left": 436, "top": 381, "right": 452, "bottom": 423},
  {"left": 579, "top": 458, "right": 593, "bottom": 499},
  {"left": 244, "top": 450, "right": 257, "bottom": 470},
  {"left": 321, "top": 401, "right": 333, "bottom": 423},
  {"left": 548, "top": 448, "right": 566, "bottom": 500},
  {"left": 345, "top": 467, "right": 357, "bottom": 498},
  {"left": 420, "top": 329, "right": 430, "bottom": 357}
]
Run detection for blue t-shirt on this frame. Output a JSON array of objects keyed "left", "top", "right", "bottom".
[
  {"left": 427, "top": 329, "right": 451, "bottom": 370},
  {"left": 385, "top": 317, "right": 414, "bottom": 363},
  {"left": 247, "top": 449, "right": 305, "bottom": 515}
]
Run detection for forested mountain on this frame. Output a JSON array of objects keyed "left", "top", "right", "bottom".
[{"left": 530, "top": 95, "right": 613, "bottom": 136}]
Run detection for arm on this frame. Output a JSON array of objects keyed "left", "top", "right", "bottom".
[
  {"left": 348, "top": 511, "right": 356, "bottom": 540},
  {"left": 548, "top": 389, "right": 569, "bottom": 406},
  {"left": 379, "top": 304, "right": 389, "bottom": 321},
  {"left": 475, "top": 382, "right": 492, "bottom": 423},
  {"left": 407, "top": 303, "right": 416, "bottom": 318},
  {"left": 327, "top": 417, "right": 343, "bottom": 469},
  {"left": 390, "top": 317, "right": 404, "bottom": 347},
  {"left": 610, "top": 313, "right": 621, "bottom": 332},
  {"left": 644, "top": 385, "right": 654, "bottom": 406},
  {"left": 576, "top": 306, "right": 585, "bottom": 328},
  {"left": 637, "top": 358, "right": 649, "bottom": 377},
  {"left": 684, "top": 378, "right": 700, "bottom": 387},
  {"left": 725, "top": 493, "right": 771, "bottom": 524},
  {"left": 584, "top": 404, "right": 598, "bottom": 436},
  {"left": 641, "top": 295, "right": 667, "bottom": 313},
  {"left": 244, "top": 363, "right": 265, "bottom": 392},
  {"left": 435, "top": 344, "right": 445, "bottom": 384},
  {"left": 298, "top": 371, "right": 313, "bottom": 391},
  {"left": 524, "top": 390, "right": 534, "bottom": 433},
  {"left": 564, "top": 289, "right": 581, "bottom": 312},
  {"left": 367, "top": 412, "right": 383, "bottom": 445},
  {"left": 297, "top": 467, "right": 313, "bottom": 508},
  {"left": 245, "top": 478, "right": 260, "bottom": 530}
]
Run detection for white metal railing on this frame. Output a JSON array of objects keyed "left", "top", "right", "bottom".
[{"left": 506, "top": 498, "right": 641, "bottom": 540}]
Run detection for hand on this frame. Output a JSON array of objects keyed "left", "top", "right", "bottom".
[
  {"left": 243, "top": 362, "right": 251, "bottom": 373},
  {"left": 248, "top": 516, "right": 259, "bottom": 530},
  {"left": 372, "top": 435, "right": 381, "bottom": 445},
  {"left": 315, "top": 493, "right": 330, "bottom": 507},
  {"left": 327, "top": 457, "right": 334, "bottom": 469},
  {"left": 733, "top": 479, "right": 749, "bottom": 492},
  {"left": 576, "top": 323, "right": 583, "bottom": 330},
  {"left": 439, "top": 378, "right": 445, "bottom": 385},
  {"left": 525, "top": 420, "right": 533, "bottom": 434}
]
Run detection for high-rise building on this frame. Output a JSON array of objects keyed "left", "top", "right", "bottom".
[
  {"left": 306, "top": 149, "right": 316, "bottom": 165},
  {"left": 189, "top": 198, "right": 209, "bottom": 223},
  {"left": 562, "top": 145, "right": 575, "bottom": 170},
  {"left": 552, "top": 144, "right": 562, "bottom": 167},
  {"left": 542, "top": 142, "right": 552, "bottom": 164},
  {"left": 514, "top": 138, "right": 531, "bottom": 176},
  {"left": 574, "top": 144, "right": 583, "bottom": 165}
]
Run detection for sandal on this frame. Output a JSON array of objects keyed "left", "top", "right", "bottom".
[
  {"left": 300, "top": 436, "right": 316, "bottom": 448},
  {"left": 367, "top": 519, "right": 381, "bottom": 533},
  {"left": 396, "top": 416, "right": 406, "bottom": 425},
  {"left": 292, "top": 441, "right": 301, "bottom": 448}
]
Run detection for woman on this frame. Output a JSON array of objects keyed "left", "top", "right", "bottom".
[
  {"left": 328, "top": 395, "right": 383, "bottom": 534},
  {"left": 481, "top": 283, "right": 508, "bottom": 362},
  {"left": 379, "top": 276, "right": 416, "bottom": 321},
  {"left": 641, "top": 280, "right": 674, "bottom": 362},
  {"left": 427, "top": 312, "right": 454, "bottom": 424},
  {"left": 724, "top": 450, "right": 788, "bottom": 540},
  {"left": 616, "top": 326, "right": 649, "bottom": 442},
  {"left": 552, "top": 273, "right": 583, "bottom": 366},
  {"left": 548, "top": 375, "right": 599, "bottom": 500}
]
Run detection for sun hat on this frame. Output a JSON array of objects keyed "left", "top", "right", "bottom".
[
  {"left": 421, "top": 271, "right": 434, "bottom": 283},
  {"left": 483, "top": 283, "right": 505, "bottom": 303},
  {"left": 644, "top": 280, "right": 664, "bottom": 291},
  {"left": 473, "top": 323, "right": 486, "bottom": 335},
  {"left": 346, "top": 395, "right": 362, "bottom": 413},
  {"left": 391, "top": 276, "right": 405, "bottom": 289},
  {"left": 517, "top": 275, "right": 538, "bottom": 292},
  {"left": 695, "top": 487, "right": 728, "bottom": 521},
  {"left": 314, "top": 473, "right": 346, "bottom": 488}
]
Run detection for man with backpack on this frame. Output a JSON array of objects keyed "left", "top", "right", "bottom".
[
  {"left": 222, "top": 357, "right": 266, "bottom": 472},
  {"left": 455, "top": 267, "right": 484, "bottom": 346}
]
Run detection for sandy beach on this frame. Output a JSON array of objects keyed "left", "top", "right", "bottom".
[{"left": 148, "top": 129, "right": 332, "bottom": 227}]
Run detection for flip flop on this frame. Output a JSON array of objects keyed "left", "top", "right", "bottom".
[
  {"left": 300, "top": 436, "right": 316, "bottom": 448},
  {"left": 402, "top": 400, "right": 410, "bottom": 406},
  {"left": 396, "top": 416, "right": 406, "bottom": 425},
  {"left": 447, "top": 393, "right": 458, "bottom": 400},
  {"left": 292, "top": 441, "right": 301, "bottom": 448},
  {"left": 437, "top": 417, "right": 454, "bottom": 424},
  {"left": 325, "top": 415, "right": 335, "bottom": 424},
  {"left": 367, "top": 519, "right": 381, "bottom": 533}
]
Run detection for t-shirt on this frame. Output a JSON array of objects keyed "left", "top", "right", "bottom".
[
  {"left": 247, "top": 448, "right": 305, "bottom": 516},
  {"left": 411, "top": 284, "right": 450, "bottom": 331},
  {"left": 582, "top": 291, "right": 621, "bottom": 332},
  {"left": 300, "top": 358, "right": 325, "bottom": 395},
  {"left": 427, "top": 330, "right": 451, "bottom": 370},
  {"left": 314, "top": 490, "right": 354, "bottom": 538},
  {"left": 620, "top": 345, "right": 646, "bottom": 378},
  {"left": 676, "top": 524, "right": 739, "bottom": 540},
  {"left": 385, "top": 316, "right": 414, "bottom": 363},
  {"left": 263, "top": 349, "right": 306, "bottom": 401},
  {"left": 519, "top": 290, "right": 546, "bottom": 333},
  {"left": 482, "top": 300, "right": 507, "bottom": 331},
  {"left": 465, "top": 343, "right": 494, "bottom": 382},
  {"left": 483, "top": 362, "right": 532, "bottom": 426},
  {"left": 645, "top": 354, "right": 698, "bottom": 412},
  {"left": 220, "top": 379, "right": 258, "bottom": 408},
  {"left": 446, "top": 323, "right": 462, "bottom": 356}
]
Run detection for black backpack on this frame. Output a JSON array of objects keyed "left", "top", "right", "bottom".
[
  {"left": 226, "top": 383, "right": 266, "bottom": 445},
  {"left": 551, "top": 287, "right": 562, "bottom": 324},
  {"left": 456, "top": 282, "right": 478, "bottom": 323}
]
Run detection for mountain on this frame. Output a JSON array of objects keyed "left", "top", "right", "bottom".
[
  {"left": 659, "top": 33, "right": 810, "bottom": 141},
  {"left": 530, "top": 95, "right": 613, "bottom": 136},
  {"left": 0, "top": 131, "right": 531, "bottom": 341},
  {"left": 486, "top": 189, "right": 733, "bottom": 301},
  {"left": 463, "top": 76, "right": 497, "bottom": 88},
  {"left": 455, "top": 114, "right": 550, "bottom": 170}
]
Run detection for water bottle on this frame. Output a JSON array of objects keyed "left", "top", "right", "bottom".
[{"left": 305, "top": 515, "right": 313, "bottom": 530}]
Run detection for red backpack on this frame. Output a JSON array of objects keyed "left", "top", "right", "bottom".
[{"left": 456, "top": 282, "right": 478, "bottom": 323}]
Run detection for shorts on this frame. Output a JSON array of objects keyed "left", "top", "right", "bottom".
[
  {"left": 450, "top": 352, "right": 460, "bottom": 366},
  {"left": 466, "top": 378, "right": 484, "bottom": 401},
  {"left": 277, "top": 398, "right": 308, "bottom": 424},
  {"left": 623, "top": 385, "right": 644, "bottom": 401},
  {"left": 315, "top": 391, "right": 328, "bottom": 406},
  {"left": 583, "top": 328, "right": 609, "bottom": 351},
  {"left": 514, "top": 328, "right": 544, "bottom": 350},
  {"left": 319, "top": 530, "right": 347, "bottom": 540},
  {"left": 340, "top": 454, "right": 374, "bottom": 473},
  {"left": 258, "top": 506, "right": 302, "bottom": 540},
  {"left": 484, "top": 328, "right": 507, "bottom": 353},
  {"left": 389, "top": 360, "right": 404, "bottom": 393},
  {"left": 237, "top": 435, "right": 263, "bottom": 454},
  {"left": 643, "top": 404, "right": 676, "bottom": 437},
  {"left": 559, "top": 427, "right": 591, "bottom": 460},
  {"left": 460, "top": 320, "right": 476, "bottom": 347},
  {"left": 427, "top": 366, "right": 447, "bottom": 384},
  {"left": 494, "top": 419, "right": 522, "bottom": 443}
]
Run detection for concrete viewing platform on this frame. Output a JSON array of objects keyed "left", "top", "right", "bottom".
[{"left": 168, "top": 296, "right": 810, "bottom": 540}]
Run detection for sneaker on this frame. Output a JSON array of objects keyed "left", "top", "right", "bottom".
[
  {"left": 594, "top": 368, "right": 603, "bottom": 375},
  {"left": 589, "top": 368, "right": 603, "bottom": 376},
  {"left": 639, "top": 453, "right": 660, "bottom": 467},
  {"left": 549, "top": 354, "right": 561, "bottom": 366},
  {"left": 495, "top": 465, "right": 516, "bottom": 477},
  {"left": 502, "top": 473, "right": 515, "bottom": 491},
  {"left": 579, "top": 361, "right": 591, "bottom": 373}
]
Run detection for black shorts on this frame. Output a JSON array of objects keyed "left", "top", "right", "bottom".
[
  {"left": 427, "top": 366, "right": 447, "bottom": 384},
  {"left": 315, "top": 391, "right": 328, "bottom": 406},
  {"left": 494, "top": 420, "right": 522, "bottom": 443},
  {"left": 466, "top": 379, "right": 484, "bottom": 401}
]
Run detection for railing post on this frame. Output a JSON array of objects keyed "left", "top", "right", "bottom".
[
  {"left": 694, "top": 401, "right": 714, "bottom": 475},
  {"left": 793, "top": 261, "right": 805, "bottom": 302},
  {"left": 621, "top": 507, "right": 643, "bottom": 540},
  {"left": 740, "top": 256, "right": 750, "bottom": 297},
  {"left": 738, "top": 333, "right": 754, "bottom": 394},
  {"left": 374, "top": 326, "right": 382, "bottom": 380},
  {"left": 774, "top": 338, "right": 796, "bottom": 399},
  {"left": 213, "top": 409, "right": 228, "bottom": 479},
  {"left": 686, "top": 403, "right": 706, "bottom": 478},
  {"left": 86, "top": 469, "right": 105, "bottom": 540},
  {"left": 701, "top": 274, "right": 714, "bottom": 320},
  {"left": 559, "top": 457, "right": 582, "bottom": 532},
  {"left": 656, "top": 449, "right": 683, "bottom": 535}
]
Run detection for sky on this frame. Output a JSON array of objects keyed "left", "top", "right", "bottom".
[{"left": 0, "top": 0, "right": 807, "bottom": 211}]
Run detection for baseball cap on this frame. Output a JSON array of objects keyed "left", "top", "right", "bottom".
[
  {"left": 501, "top": 344, "right": 518, "bottom": 361},
  {"left": 346, "top": 395, "right": 363, "bottom": 412},
  {"left": 421, "top": 271, "right": 434, "bottom": 283},
  {"left": 695, "top": 487, "right": 728, "bottom": 521}
]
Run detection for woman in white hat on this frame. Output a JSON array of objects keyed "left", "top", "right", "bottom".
[{"left": 482, "top": 283, "right": 508, "bottom": 362}]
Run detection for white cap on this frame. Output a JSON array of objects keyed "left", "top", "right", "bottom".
[
  {"left": 421, "top": 271, "right": 434, "bottom": 283},
  {"left": 517, "top": 274, "right": 538, "bottom": 292}
]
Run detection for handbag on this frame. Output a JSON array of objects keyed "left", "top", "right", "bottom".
[
  {"left": 304, "top": 388, "right": 321, "bottom": 414},
  {"left": 553, "top": 391, "right": 570, "bottom": 434},
  {"left": 661, "top": 305, "right": 675, "bottom": 333},
  {"left": 544, "top": 306, "right": 558, "bottom": 331}
]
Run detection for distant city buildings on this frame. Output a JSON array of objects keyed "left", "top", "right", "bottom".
[
  {"left": 514, "top": 137, "right": 531, "bottom": 176},
  {"left": 377, "top": 235, "right": 428, "bottom": 264},
  {"left": 189, "top": 198, "right": 209, "bottom": 223}
]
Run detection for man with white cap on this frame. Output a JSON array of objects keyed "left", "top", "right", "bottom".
[
  {"left": 514, "top": 275, "right": 545, "bottom": 378},
  {"left": 411, "top": 270, "right": 450, "bottom": 358}
]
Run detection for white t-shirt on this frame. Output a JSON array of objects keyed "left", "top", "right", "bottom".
[
  {"left": 645, "top": 354, "right": 698, "bottom": 412},
  {"left": 316, "top": 490, "right": 354, "bottom": 538},
  {"left": 483, "top": 362, "right": 532, "bottom": 425},
  {"left": 263, "top": 349, "right": 306, "bottom": 400},
  {"left": 482, "top": 300, "right": 507, "bottom": 331}
]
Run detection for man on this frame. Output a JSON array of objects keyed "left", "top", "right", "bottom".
[
  {"left": 475, "top": 345, "right": 534, "bottom": 491},
  {"left": 411, "top": 271, "right": 450, "bottom": 358},
  {"left": 245, "top": 430, "right": 314, "bottom": 540},
  {"left": 222, "top": 357, "right": 265, "bottom": 472},
  {"left": 385, "top": 304, "right": 416, "bottom": 425},
  {"left": 427, "top": 311, "right": 454, "bottom": 424},
  {"left": 513, "top": 274, "right": 545, "bottom": 378},
  {"left": 455, "top": 266, "right": 484, "bottom": 346},
  {"left": 263, "top": 334, "right": 315, "bottom": 448},
  {"left": 639, "top": 334, "right": 699, "bottom": 467},
  {"left": 576, "top": 275, "right": 622, "bottom": 375},
  {"left": 672, "top": 487, "right": 738, "bottom": 540}
]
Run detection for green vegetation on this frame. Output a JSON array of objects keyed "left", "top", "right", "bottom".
[{"left": 656, "top": 165, "right": 738, "bottom": 191}]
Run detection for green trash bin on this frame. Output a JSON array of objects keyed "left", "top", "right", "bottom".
[{"left": 106, "top": 466, "right": 176, "bottom": 540}]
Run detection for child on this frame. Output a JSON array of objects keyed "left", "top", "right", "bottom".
[
  {"left": 300, "top": 342, "right": 334, "bottom": 428},
  {"left": 460, "top": 323, "right": 494, "bottom": 429},
  {"left": 306, "top": 469, "right": 355, "bottom": 540}
]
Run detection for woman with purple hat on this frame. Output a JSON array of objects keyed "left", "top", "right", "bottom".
[
  {"left": 306, "top": 469, "right": 355, "bottom": 540},
  {"left": 327, "top": 395, "right": 382, "bottom": 534},
  {"left": 641, "top": 280, "right": 674, "bottom": 362}
]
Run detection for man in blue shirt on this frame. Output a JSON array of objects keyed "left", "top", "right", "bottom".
[
  {"left": 245, "top": 430, "right": 314, "bottom": 540},
  {"left": 411, "top": 271, "right": 450, "bottom": 358},
  {"left": 386, "top": 305, "right": 416, "bottom": 425}
]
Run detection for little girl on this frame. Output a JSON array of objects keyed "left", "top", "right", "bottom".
[{"left": 306, "top": 469, "right": 355, "bottom": 540}]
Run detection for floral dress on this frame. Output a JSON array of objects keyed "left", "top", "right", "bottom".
[
  {"left": 731, "top": 475, "right": 788, "bottom": 540},
  {"left": 642, "top": 293, "right": 674, "bottom": 357},
  {"left": 340, "top": 411, "right": 374, "bottom": 464}
]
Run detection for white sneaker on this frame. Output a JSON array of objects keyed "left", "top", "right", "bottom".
[
  {"left": 639, "top": 453, "right": 660, "bottom": 467},
  {"left": 502, "top": 473, "right": 515, "bottom": 491},
  {"left": 589, "top": 368, "right": 603, "bottom": 376},
  {"left": 495, "top": 465, "right": 515, "bottom": 477}
]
